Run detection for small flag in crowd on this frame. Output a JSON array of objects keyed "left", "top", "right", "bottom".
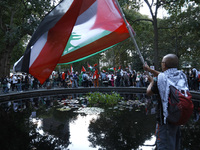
[
  {"left": 81, "top": 66, "right": 86, "bottom": 72},
  {"left": 88, "top": 63, "right": 93, "bottom": 71},
  {"left": 109, "top": 67, "right": 116, "bottom": 72},
  {"left": 71, "top": 65, "right": 74, "bottom": 73},
  {"left": 67, "top": 70, "right": 71, "bottom": 75},
  {"left": 93, "top": 63, "right": 98, "bottom": 67}
]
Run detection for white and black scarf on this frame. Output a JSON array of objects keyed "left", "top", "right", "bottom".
[{"left": 157, "top": 68, "right": 189, "bottom": 124}]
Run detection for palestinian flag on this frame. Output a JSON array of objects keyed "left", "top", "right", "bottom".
[
  {"left": 88, "top": 63, "right": 93, "bottom": 71},
  {"left": 81, "top": 66, "right": 86, "bottom": 72},
  {"left": 117, "top": 66, "right": 121, "bottom": 72},
  {"left": 109, "top": 67, "right": 116, "bottom": 72},
  {"left": 14, "top": 0, "right": 130, "bottom": 84}
]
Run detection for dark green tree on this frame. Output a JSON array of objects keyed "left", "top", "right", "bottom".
[
  {"left": 0, "top": 0, "right": 54, "bottom": 77},
  {"left": 177, "top": 3, "right": 200, "bottom": 68},
  {"left": 117, "top": 0, "right": 199, "bottom": 69},
  {"left": 157, "top": 1, "right": 200, "bottom": 69}
]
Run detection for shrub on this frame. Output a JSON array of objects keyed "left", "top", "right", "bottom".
[{"left": 86, "top": 92, "right": 122, "bottom": 107}]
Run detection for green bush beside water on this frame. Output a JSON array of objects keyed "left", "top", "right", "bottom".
[{"left": 86, "top": 92, "right": 122, "bottom": 106}]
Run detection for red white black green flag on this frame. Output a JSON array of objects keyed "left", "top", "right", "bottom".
[{"left": 14, "top": 0, "right": 130, "bottom": 84}]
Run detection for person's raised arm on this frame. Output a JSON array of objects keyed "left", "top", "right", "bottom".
[
  {"left": 143, "top": 64, "right": 160, "bottom": 77},
  {"left": 146, "top": 75, "right": 154, "bottom": 96}
]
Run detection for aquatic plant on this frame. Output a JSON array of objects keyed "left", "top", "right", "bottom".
[{"left": 86, "top": 92, "right": 122, "bottom": 107}]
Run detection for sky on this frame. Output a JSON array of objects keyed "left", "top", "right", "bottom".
[
  {"left": 51, "top": 0, "right": 168, "bottom": 19},
  {"left": 139, "top": 3, "right": 169, "bottom": 19}
]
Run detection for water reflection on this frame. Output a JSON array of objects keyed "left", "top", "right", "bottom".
[
  {"left": 0, "top": 93, "right": 199, "bottom": 150},
  {"left": 88, "top": 107, "right": 155, "bottom": 150},
  {"left": 69, "top": 114, "right": 100, "bottom": 150}
]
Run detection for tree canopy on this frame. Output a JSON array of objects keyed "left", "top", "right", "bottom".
[{"left": 0, "top": 0, "right": 54, "bottom": 77}]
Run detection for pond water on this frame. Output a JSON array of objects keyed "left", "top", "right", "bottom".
[{"left": 0, "top": 93, "right": 200, "bottom": 150}]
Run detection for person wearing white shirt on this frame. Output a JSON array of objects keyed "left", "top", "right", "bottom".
[{"left": 12, "top": 74, "right": 18, "bottom": 91}]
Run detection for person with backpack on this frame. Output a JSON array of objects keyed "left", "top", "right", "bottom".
[
  {"left": 82, "top": 71, "right": 88, "bottom": 87},
  {"left": 72, "top": 71, "right": 78, "bottom": 88},
  {"left": 144, "top": 54, "right": 193, "bottom": 150}
]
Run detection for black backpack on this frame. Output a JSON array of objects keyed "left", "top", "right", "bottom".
[
  {"left": 83, "top": 75, "right": 87, "bottom": 80},
  {"left": 167, "top": 85, "right": 194, "bottom": 125}
]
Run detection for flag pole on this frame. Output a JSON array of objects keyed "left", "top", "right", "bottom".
[{"left": 115, "top": 0, "right": 145, "bottom": 65}]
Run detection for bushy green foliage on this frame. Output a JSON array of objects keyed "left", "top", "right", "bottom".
[{"left": 87, "top": 92, "right": 122, "bottom": 107}]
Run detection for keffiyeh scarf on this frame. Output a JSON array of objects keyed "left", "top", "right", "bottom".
[{"left": 157, "top": 68, "right": 189, "bottom": 124}]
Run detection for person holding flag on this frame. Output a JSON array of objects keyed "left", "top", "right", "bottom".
[
  {"left": 79, "top": 66, "right": 86, "bottom": 86},
  {"left": 144, "top": 54, "right": 191, "bottom": 150},
  {"left": 61, "top": 72, "right": 66, "bottom": 87},
  {"left": 93, "top": 64, "right": 99, "bottom": 87}
]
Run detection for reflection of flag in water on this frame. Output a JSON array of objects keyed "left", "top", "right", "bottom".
[{"left": 13, "top": 0, "right": 130, "bottom": 84}]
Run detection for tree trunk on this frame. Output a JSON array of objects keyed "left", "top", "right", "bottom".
[
  {"left": 0, "top": 47, "right": 12, "bottom": 78},
  {"left": 112, "top": 49, "right": 115, "bottom": 67}
]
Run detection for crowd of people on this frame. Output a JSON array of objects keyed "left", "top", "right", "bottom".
[{"left": 0, "top": 66, "right": 200, "bottom": 94}]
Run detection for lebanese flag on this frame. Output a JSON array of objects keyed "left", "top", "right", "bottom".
[
  {"left": 14, "top": 0, "right": 130, "bottom": 84},
  {"left": 81, "top": 66, "right": 86, "bottom": 72}
]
